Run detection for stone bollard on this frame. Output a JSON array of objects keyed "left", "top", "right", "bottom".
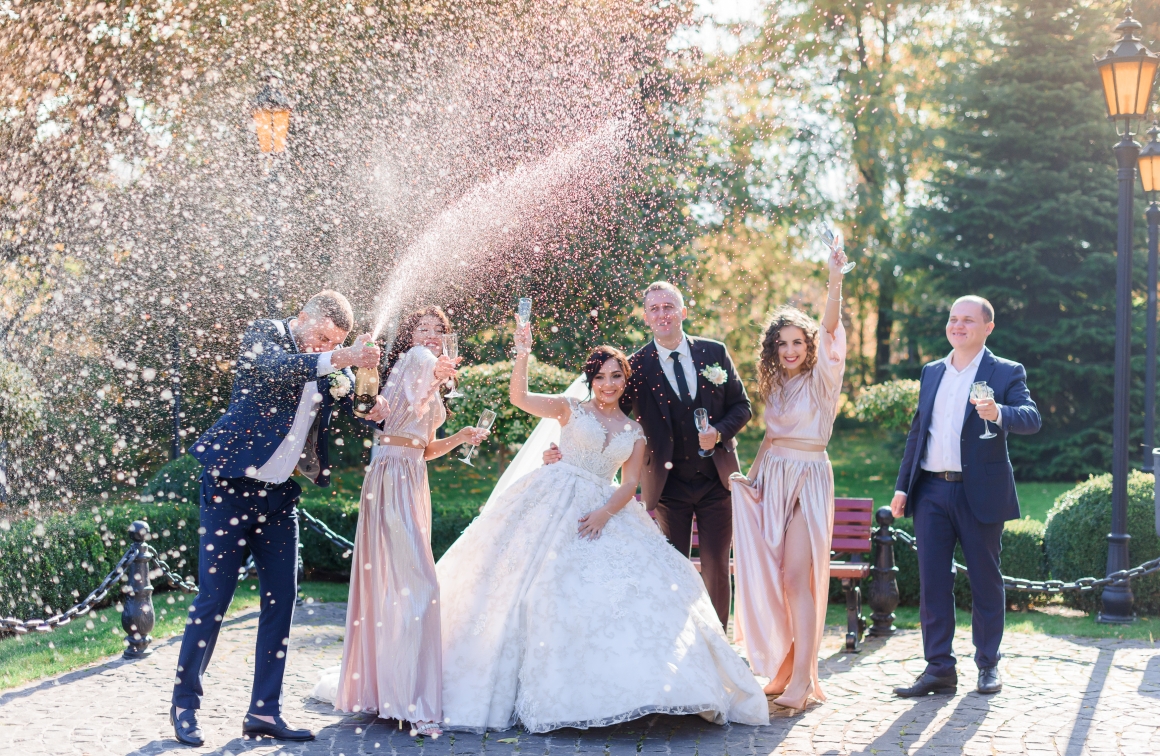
[
  {"left": 868, "top": 506, "right": 899, "bottom": 637},
  {"left": 122, "top": 521, "right": 156, "bottom": 659}
]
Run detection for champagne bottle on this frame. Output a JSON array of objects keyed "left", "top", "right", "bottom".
[{"left": 352, "top": 341, "right": 380, "bottom": 418}]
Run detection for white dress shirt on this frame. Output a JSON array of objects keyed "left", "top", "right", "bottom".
[
  {"left": 920, "top": 347, "right": 1003, "bottom": 474},
  {"left": 654, "top": 334, "right": 698, "bottom": 402},
  {"left": 247, "top": 351, "right": 334, "bottom": 484}
]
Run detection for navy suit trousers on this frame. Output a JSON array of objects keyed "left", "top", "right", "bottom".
[
  {"left": 172, "top": 472, "right": 301, "bottom": 714},
  {"left": 913, "top": 475, "right": 1005, "bottom": 676}
]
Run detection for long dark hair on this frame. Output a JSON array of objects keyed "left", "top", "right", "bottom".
[
  {"left": 383, "top": 307, "right": 454, "bottom": 404},
  {"left": 582, "top": 346, "right": 632, "bottom": 400}
]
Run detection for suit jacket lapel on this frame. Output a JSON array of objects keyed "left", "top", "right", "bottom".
[
  {"left": 282, "top": 319, "right": 299, "bottom": 355},
  {"left": 640, "top": 342, "right": 673, "bottom": 428},
  {"left": 689, "top": 337, "right": 711, "bottom": 407},
  {"left": 921, "top": 360, "right": 946, "bottom": 438}
]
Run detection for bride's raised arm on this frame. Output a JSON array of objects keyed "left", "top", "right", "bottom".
[{"left": 510, "top": 321, "right": 573, "bottom": 424}]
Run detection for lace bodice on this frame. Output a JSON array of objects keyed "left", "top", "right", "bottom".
[{"left": 558, "top": 399, "right": 642, "bottom": 482}]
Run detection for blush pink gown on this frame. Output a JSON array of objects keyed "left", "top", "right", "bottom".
[
  {"left": 324, "top": 345, "right": 446, "bottom": 722},
  {"left": 731, "top": 323, "right": 846, "bottom": 700}
]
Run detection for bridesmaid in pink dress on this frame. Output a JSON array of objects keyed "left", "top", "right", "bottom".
[
  {"left": 731, "top": 240, "right": 849, "bottom": 711},
  {"left": 331, "top": 307, "right": 489, "bottom": 738}
]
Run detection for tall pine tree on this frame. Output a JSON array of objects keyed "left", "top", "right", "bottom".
[{"left": 912, "top": 1, "right": 1139, "bottom": 479}]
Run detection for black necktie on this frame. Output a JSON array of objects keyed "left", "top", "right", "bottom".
[{"left": 670, "top": 352, "right": 693, "bottom": 406}]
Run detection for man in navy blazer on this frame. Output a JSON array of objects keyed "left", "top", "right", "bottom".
[
  {"left": 890, "top": 296, "right": 1041, "bottom": 698},
  {"left": 170, "top": 290, "right": 383, "bottom": 746}
]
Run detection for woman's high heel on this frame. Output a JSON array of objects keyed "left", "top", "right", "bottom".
[
  {"left": 772, "top": 683, "right": 814, "bottom": 712},
  {"left": 762, "top": 679, "right": 788, "bottom": 696}
]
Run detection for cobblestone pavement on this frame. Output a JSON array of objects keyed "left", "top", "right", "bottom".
[{"left": 2, "top": 600, "right": 1159, "bottom": 755}]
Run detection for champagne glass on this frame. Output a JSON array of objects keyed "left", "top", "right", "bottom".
[
  {"left": 459, "top": 408, "right": 497, "bottom": 466},
  {"left": 516, "top": 297, "right": 533, "bottom": 329},
  {"left": 442, "top": 332, "right": 464, "bottom": 399},
  {"left": 694, "top": 408, "right": 715, "bottom": 458},
  {"left": 820, "top": 226, "right": 856, "bottom": 274},
  {"left": 971, "top": 381, "right": 998, "bottom": 439}
]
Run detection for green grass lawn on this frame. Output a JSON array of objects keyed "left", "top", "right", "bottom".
[{"left": 0, "top": 580, "right": 348, "bottom": 692}]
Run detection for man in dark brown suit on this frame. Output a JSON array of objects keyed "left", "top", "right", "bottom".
[{"left": 546, "top": 281, "right": 751, "bottom": 627}]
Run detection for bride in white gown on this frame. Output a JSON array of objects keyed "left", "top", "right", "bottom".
[{"left": 435, "top": 327, "right": 769, "bottom": 733}]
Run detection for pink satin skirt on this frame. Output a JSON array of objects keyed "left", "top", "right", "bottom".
[
  {"left": 731, "top": 445, "right": 835, "bottom": 700},
  {"left": 333, "top": 445, "right": 442, "bottom": 721}
]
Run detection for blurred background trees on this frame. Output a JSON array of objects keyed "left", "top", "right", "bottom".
[{"left": 4, "top": 0, "right": 1160, "bottom": 521}]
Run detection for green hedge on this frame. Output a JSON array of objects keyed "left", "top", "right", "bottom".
[
  {"left": 19, "top": 460, "right": 1158, "bottom": 620},
  {"left": 848, "top": 515, "right": 1048, "bottom": 612},
  {"left": 0, "top": 497, "right": 202, "bottom": 619},
  {"left": 1, "top": 455, "right": 488, "bottom": 618},
  {"left": 1045, "top": 471, "right": 1160, "bottom": 615}
]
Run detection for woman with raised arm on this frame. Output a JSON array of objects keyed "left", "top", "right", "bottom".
[
  {"left": 434, "top": 324, "right": 768, "bottom": 734},
  {"left": 312, "top": 306, "right": 489, "bottom": 740},
  {"left": 731, "top": 238, "right": 850, "bottom": 711}
]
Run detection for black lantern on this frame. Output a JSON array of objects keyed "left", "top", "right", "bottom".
[
  {"left": 1093, "top": 8, "right": 1158, "bottom": 624},
  {"left": 251, "top": 70, "right": 292, "bottom": 154}
]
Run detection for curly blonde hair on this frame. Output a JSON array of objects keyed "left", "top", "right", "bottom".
[{"left": 757, "top": 306, "right": 819, "bottom": 398}]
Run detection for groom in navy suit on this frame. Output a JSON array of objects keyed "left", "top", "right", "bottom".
[
  {"left": 170, "top": 291, "right": 382, "bottom": 746},
  {"left": 890, "top": 295, "right": 1040, "bottom": 698}
]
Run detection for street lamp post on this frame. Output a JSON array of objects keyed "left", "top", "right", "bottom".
[
  {"left": 250, "top": 71, "right": 293, "bottom": 317},
  {"left": 1138, "top": 123, "right": 1160, "bottom": 473},
  {"left": 1093, "top": 7, "right": 1160, "bottom": 624}
]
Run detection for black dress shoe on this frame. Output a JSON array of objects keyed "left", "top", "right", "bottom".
[
  {"left": 242, "top": 713, "right": 315, "bottom": 741},
  {"left": 977, "top": 665, "right": 1002, "bottom": 694},
  {"left": 170, "top": 705, "right": 204, "bottom": 747},
  {"left": 893, "top": 671, "right": 958, "bottom": 697}
]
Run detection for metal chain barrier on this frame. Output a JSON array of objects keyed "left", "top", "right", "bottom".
[
  {"left": 892, "top": 529, "right": 1160, "bottom": 593},
  {"left": 152, "top": 550, "right": 199, "bottom": 594},
  {"left": 1, "top": 506, "right": 352, "bottom": 635},
  {"left": 298, "top": 507, "right": 354, "bottom": 556},
  {"left": 0, "top": 544, "right": 139, "bottom": 634}
]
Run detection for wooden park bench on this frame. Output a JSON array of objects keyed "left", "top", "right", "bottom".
[{"left": 649, "top": 496, "right": 875, "bottom": 653}]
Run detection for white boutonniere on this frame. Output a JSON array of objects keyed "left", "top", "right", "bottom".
[
  {"left": 327, "top": 372, "right": 352, "bottom": 399},
  {"left": 701, "top": 363, "right": 728, "bottom": 386}
]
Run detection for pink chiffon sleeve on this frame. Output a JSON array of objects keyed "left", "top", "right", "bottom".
[
  {"left": 813, "top": 321, "right": 847, "bottom": 397},
  {"left": 396, "top": 346, "right": 442, "bottom": 419}
]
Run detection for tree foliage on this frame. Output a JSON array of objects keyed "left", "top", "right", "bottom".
[
  {"left": 0, "top": 0, "right": 700, "bottom": 516},
  {"left": 442, "top": 357, "right": 575, "bottom": 470},
  {"left": 910, "top": 0, "right": 1135, "bottom": 478}
]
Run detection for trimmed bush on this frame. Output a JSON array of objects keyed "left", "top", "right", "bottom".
[
  {"left": 443, "top": 358, "right": 575, "bottom": 469},
  {"left": 854, "top": 515, "right": 1047, "bottom": 611},
  {"left": 0, "top": 498, "right": 202, "bottom": 620},
  {"left": 1, "top": 465, "right": 488, "bottom": 617},
  {"left": 853, "top": 379, "right": 920, "bottom": 433},
  {"left": 1045, "top": 471, "right": 1160, "bottom": 615},
  {"left": 142, "top": 454, "right": 202, "bottom": 503}
]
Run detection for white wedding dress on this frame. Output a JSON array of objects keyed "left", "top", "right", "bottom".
[{"left": 436, "top": 399, "right": 770, "bottom": 733}]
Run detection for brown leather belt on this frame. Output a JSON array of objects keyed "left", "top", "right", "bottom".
[{"left": 923, "top": 470, "right": 963, "bottom": 482}]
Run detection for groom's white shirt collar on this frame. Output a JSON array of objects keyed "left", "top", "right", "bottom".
[
  {"left": 653, "top": 332, "right": 697, "bottom": 401},
  {"left": 248, "top": 319, "right": 335, "bottom": 484}
]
